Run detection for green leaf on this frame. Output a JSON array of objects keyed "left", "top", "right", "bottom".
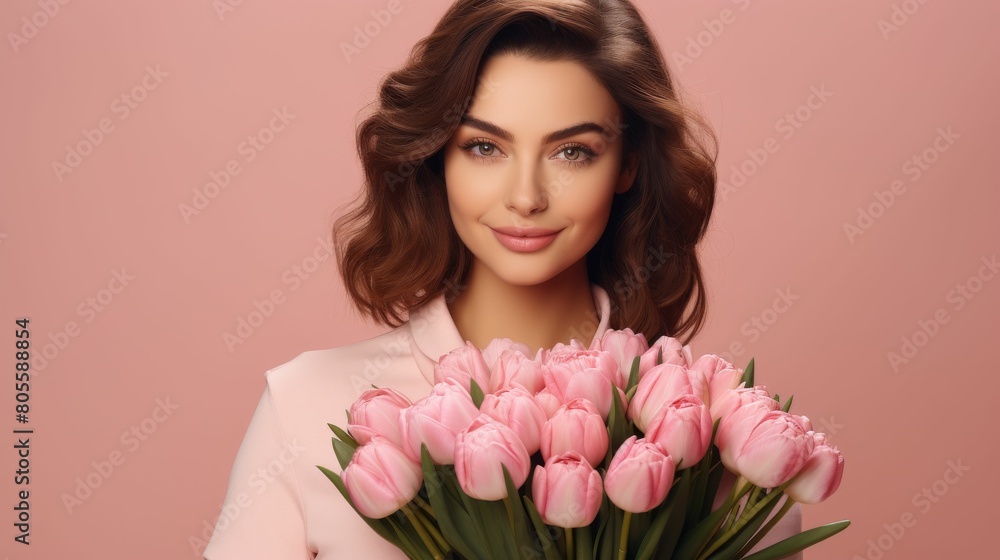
[
  {"left": 332, "top": 438, "right": 357, "bottom": 470},
  {"left": 502, "top": 465, "right": 533, "bottom": 545},
  {"left": 469, "top": 377, "right": 485, "bottom": 409},
  {"left": 478, "top": 494, "right": 521, "bottom": 560},
  {"left": 702, "top": 488, "right": 782, "bottom": 560},
  {"left": 607, "top": 383, "right": 630, "bottom": 457},
  {"left": 671, "top": 500, "right": 733, "bottom": 560},
  {"left": 781, "top": 395, "right": 794, "bottom": 413},
  {"left": 328, "top": 423, "right": 359, "bottom": 448},
  {"left": 420, "top": 446, "right": 481, "bottom": 559},
  {"left": 593, "top": 495, "right": 613, "bottom": 560},
  {"left": 626, "top": 355, "right": 641, "bottom": 393},
  {"left": 741, "top": 520, "right": 851, "bottom": 560},
  {"left": 741, "top": 358, "right": 755, "bottom": 387},
  {"left": 523, "top": 496, "right": 564, "bottom": 560},
  {"left": 385, "top": 512, "right": 432, "bottom": 560}
]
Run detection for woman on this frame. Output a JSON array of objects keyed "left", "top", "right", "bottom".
[{"left": 203, "top": 1, "right": 802, "bottom": 558}]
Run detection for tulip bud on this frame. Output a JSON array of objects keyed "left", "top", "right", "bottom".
[
  {"left": 489, "top": 348, "right": 544, "bottom": 394},
  {"left": 480, "top": 337, "right": 531, "bottom": 371},
  {"left": 399, "top": 380, "right": 480, "bottom": 464},
  {"left": 710, "top": 385, "right": 777, "bottom": 423},
  {"left": 688, "top": 354, "right": 743, "bottom": 409},
  {"left": 541, "top": 399, "right": 609, "bottom": 467},
  {"left": 532, "top": 452, "right": 603, "bottom": 528},
  {"left": 347, "top": 387, "right": 412, "bottom": 447},
  {"left": 603, "top": 436, "right": 675, "bottom": 513},
  {"left": 454, "top": 415, "right": 532, "bottom": 501},
  {"left": 638, "top": 336, "right": 693, "bottom": 378},
  {"left": 785, "top": 432, "right": 845, "bottom": 504},
  {"left": 544, "top": 347, "right": 625, "bottom": 391},
  {"left": 734, "top": 411, "right": 815, "bottom": 488},
  {"left": 434, "top": 341, "right": 492, "bottom": 394},
  {"left": 643, "top": 395, "right": 712, "bottom": 470},
  {"left": 480, "top": 385, "right": 548, "bottom": 454},
  {"left": 589, "top": 328, "right": 649, "bottom": 384},
  {"left": 628, "top": 363, "right": 705, "bottom": 431},
  {"left": 342, "top": 436, "right": 423, "bottom": 519},
  {"left": 715, "top": 396, "right": 782, "bottom": 472}
]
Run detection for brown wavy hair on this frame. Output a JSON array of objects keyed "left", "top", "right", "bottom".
[{"left": 331, "top": 0, "right": 718, "bottom": 346}]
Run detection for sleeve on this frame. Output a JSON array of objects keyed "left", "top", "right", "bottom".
[{"left": 203, "top": 371, "right": 314, "bottom": 560}]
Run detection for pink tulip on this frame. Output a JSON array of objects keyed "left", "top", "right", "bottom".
[
  {"left": 480, "top": 337, "right": 531, "bottom": 371},
  {"left": 454, "top": 415, "right": 532, "bottom": 500},
  {"left": 536, "top": 339, "right": 587, "bottom": 363},
  {"left": 589, "top": 327, "right": 649, "bottom": 384},
  {"left": 688, "top": 354, "right": 744, "bottom": 408},
  {"left": 603, "top": 436, "right": 676, "bottom": 513},
  {"left": 709, "top": 385, "right": 777, "bottom": 423},
  {"left": 541, "top": 361, "right": 624, "bottom": 419},
  {"left": 532, "top": 452, "right": 603, "bottom": 528},
  {"left": 733, "top": 411, "right": 815, "bottom": 488},
  {"left": 540, "top": 399, "right": 609, "bottom": 467},
  {"left": 643, "top": 395, "right": 712, "bottom": 470},
  {"left": 489, "top": 348, "right": 544, "bottom": 394},
  {"left": 716, "top": 399, "right": 779, "bottom": 472},
  {"left": 785, "top": 432, "right": 845, "bottom": 504},
  {"left": 342, "top": 435, "right": 423, "bottom": 519},
  {"left": 479, "top": 385, "right": 548, "bottom": 454},
  {"left": 434, "top": 341, "right": 492, "bottom": 394},
  {"left": 534, "top": 388, "right": 563, "bottom": 418},
  {"left": 627, "top": 363, "right": 706, "bottom": 431},
  {"left": 638, "top": 336, "right": 693, "bottom": 378},
  {"left": 347, "top": 387, "right": 412, "bottom": 447},
  {"left": 543, "top": 347, "right": 625, "bottom": 390},
  {"left": 399, "top": 380, "right": 480, "bottom": 464}
]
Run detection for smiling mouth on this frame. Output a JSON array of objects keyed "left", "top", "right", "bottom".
[{"left": 489, "top": 226, "right": 561, "bottom": 252}]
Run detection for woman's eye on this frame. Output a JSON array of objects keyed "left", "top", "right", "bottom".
[{"left": 555, "top": 144, "right": 597, "bottom": 166}]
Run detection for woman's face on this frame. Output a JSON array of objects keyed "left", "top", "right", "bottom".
[{"left": 442, "top": 53, "right": 635, "bottom": 288}]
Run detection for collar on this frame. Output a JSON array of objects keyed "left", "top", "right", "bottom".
[{"left": 408, "top": 283, "right": 612, "bottom": 386}]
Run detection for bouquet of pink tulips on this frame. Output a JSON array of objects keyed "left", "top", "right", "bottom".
[{"left": 318, "top": 329, "right": 849, "bottom": 560}]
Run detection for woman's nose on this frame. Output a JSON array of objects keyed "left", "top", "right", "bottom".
[{"left": 504, "top": 159, "right": 549, "bottom": 216}]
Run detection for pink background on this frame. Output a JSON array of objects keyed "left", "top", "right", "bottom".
[{"left": 2, "top": 0, "right": 996, "bottom": 558}]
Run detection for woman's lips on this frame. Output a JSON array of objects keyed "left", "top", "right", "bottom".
[{"left": 489, "top": 227, "right": 561, "bottom": 252}]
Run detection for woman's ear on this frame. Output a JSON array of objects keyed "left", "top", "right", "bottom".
[{"left": 615, "top": 151, "right": 638, "bottom": 194}]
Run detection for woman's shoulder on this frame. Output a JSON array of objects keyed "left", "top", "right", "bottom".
[{"left": 260, "top": 322, "right": 430, "bottom": 412}]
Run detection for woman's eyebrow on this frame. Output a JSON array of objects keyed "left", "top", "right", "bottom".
[{"left": 459, "top": 114, "right": 608, "bottom": 144}]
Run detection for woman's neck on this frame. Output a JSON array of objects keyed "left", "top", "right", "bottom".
[{"left": 445, "top": 261, "right": 599, "bottom": 356}]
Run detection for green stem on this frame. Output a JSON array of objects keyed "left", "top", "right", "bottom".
[
  {"left": 412, "top": 494, "right": 436, "bottom": 520},
  {"left": 402, "top": 504, "right": 445, "bottom": 560},
  {"left": 567, "top": 526, "right": 574, "bottom": 560},
  {"left": 416, "top": 507, "right": 450, "bottom": 553},
  {"left": 736, "top": 494, "right": 795, "bottom": 557},
  {"left": 695, "top": 482, "right": 791, "bottom": 560},
  {"left": 618, "top": 511, "right": 632, "bottom": 560},
  {"left": 694, "top": 476, "right": 753, "bottom": 559}
]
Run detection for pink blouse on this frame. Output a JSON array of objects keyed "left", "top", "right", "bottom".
[{"left": 203, "top": 283, "right": 803, "bottom": 559}]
